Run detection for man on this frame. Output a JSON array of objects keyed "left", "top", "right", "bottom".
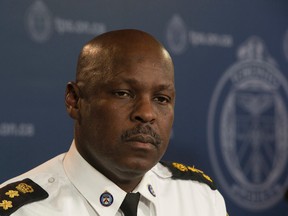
[{"left": 0, "top": 29, "right": 227, "bottom": 215}]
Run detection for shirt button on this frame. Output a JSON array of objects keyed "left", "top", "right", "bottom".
[{"left": 48, "top": 177, "right": 55, "bottom": 183}]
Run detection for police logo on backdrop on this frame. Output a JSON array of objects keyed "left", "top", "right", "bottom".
[
  {"left": 208, "top": 36, "right": 288, "bottom": 211},
  {"left": 283, "top": 29, "right": 288, "bottom": 62},
  {"left": 25, "top": 0, "right": 53, "bottom": 43},
  {"left": 166, "top": 14, "right": 188, "bottom": 55},
  {"left": 165, "top": 14, "right": 233, "bottom": 55},
  {"left": 24, "top": 0, "right": 107, "bottom": 43}
]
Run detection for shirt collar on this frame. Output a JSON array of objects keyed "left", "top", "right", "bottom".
[
  {"left": 63, "top": 141, "right": 125, "bottom": 216},
  {"left": 133, "top": 170, "right": 157, "bottom": 204},
  {"left": 63, "top": 141, "right": 157, "bottom": 215}
]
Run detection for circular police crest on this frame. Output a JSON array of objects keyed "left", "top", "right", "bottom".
[
  {"left": 283, "top": 29, "right": 288, "bottom": 62},
  {"left": 148, "top": 184, "right": 156, "bottom": 197},
  {"left": 25, "top": 0, "right": 53, "bottom": 43},
  {"left": 208, "top": 56, "right": 288, "bottom": 210},
  {"left": 166, "top": 14, "right": 188, "bottom": 55},
  {"left": 100, "top": 192, "right": 114, "bottom": 207}
]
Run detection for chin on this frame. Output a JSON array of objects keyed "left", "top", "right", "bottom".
[{"left": 124, "top": 157, "right": 157, "bottom": 173}]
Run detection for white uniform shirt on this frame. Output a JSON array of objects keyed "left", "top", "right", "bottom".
[{"left": 0, "top": 141, "right": 227, "bottom": 216}]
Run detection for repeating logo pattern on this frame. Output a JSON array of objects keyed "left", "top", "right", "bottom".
[
  {"left": 208, "top": 36, "right": 288, "bottom": 211},
  {"left": 25, "top": 0, "right": 106, "bottom": 43},
  {"left": 166, "top": 14, "right": 188, "bottom": 55},
  {"left": 166, "top": 14, "right": 233, "bottom": 55},
  {"left": 25, "top": 0, "right": 53, "bottom": 43}
]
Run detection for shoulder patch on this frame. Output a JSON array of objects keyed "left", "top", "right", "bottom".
[
  {"left": 0, "top": 178, "right": 49, "bottom": 216},
  {"left": 160, "top": 161, "right": 217, "bottom": 190}
]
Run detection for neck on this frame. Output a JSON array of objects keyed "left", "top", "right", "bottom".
[{"left": 115, "top": 178, "right": 143, "bottom": 192}]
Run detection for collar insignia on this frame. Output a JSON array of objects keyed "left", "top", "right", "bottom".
[
  {"left": 148, "top": 184, "right": 156, "bottom": 197},
  {"left": 100, "top": 191, "right": 114, "bottom": 207}
]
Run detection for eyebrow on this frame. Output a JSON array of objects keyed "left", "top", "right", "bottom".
[{"left": 118, "top": 77, "right": 175, "bottom": 91}]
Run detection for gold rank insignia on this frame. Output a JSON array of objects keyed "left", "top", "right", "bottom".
[
  {"left": 0, "top": 178, "right": 49, "bottom": 216},
  {"left": 0, "top": 200, "right": 12, "bottom": 210},
  {"left": 5, "top": 190, "right": 19, "bottom": 198},
  {"left": 161, "top": 161, "right": 217, "bottom": 190},
  {"left": 16, "top": 182, "right": 34, "bottom": 194}
]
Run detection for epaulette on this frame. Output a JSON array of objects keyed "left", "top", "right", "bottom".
[
  {"left": 160, "top": 161, "right": 217, "bottom": 190},
  {"left": 0, "top": 178, "right": 49, "bottom": 216}
]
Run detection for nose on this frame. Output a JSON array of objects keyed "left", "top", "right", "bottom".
[{"left": 131, "top": 97, "right": 156, "bottom": 124}]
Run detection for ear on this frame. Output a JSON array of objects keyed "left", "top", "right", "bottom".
[{"left": 65, "top": 82, "right": 81, "bottom": 120}]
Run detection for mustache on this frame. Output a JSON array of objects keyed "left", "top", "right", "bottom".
[{"left": 121, "top": 125, "right": 162, "bottom": 146}]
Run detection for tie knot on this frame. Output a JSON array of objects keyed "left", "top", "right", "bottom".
[{"left": 120, "top": 192, "right": 140, "bottom": 216}]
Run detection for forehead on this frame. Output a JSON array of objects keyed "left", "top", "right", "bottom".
[
  {"left": 106, "top": 52, "right": 174, "bottom": 87},
  {"left": 78, "top": 31, "right": 175, "bottom": 94}
]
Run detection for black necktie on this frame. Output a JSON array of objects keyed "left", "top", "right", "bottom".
[{"left": 120, "top": 192, "right": 140, "bottom": 216}]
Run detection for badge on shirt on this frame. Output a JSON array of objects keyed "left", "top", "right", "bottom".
[
  {"left": 100, "top": 191, "right": 114, "bottom": 207},
  {"left": 0, "top": 178, "right": 49, "bottom": 216}
]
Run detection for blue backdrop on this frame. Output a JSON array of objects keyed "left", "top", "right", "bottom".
[{"left": 1, "top": 1, "right": 288, "bottom": 215}]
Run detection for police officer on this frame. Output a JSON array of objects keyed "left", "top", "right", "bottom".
[{"left": 0, "top": 29, "right": 227, "bottom": 216}]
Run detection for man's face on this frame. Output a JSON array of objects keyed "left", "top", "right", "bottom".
[{"left": 75, "top": 49, "right": 175, "bottom": 182}]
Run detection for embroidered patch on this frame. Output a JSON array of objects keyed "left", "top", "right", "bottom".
[
  {"left": 0, "top": 178, "right": 49, "bottom": 216},
  {"left": 160, "top": 161, "right": 217, "bottom": 190}
]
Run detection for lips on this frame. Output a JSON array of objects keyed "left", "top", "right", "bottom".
[
  {"left": 121, "top": 125, "right": 162, "bottom": 146},
  {"left": 125, "top": 134, "right": 158, "bottom": 146}
]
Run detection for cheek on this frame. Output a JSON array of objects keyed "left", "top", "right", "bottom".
[
  {"left": 158, "top": 111, "right": 174, "bottom": 143},
  {"left": 88, "top": 103, "right": 128, "bottom": 137},
  {"left": 159, "top": 108, "right": 174, "bottom": 128},
  {"left": 89, "top": 100, "right": 121, "bottom": 120}
]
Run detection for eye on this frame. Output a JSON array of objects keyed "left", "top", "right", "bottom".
[
  {"left": 154, "top": 95, "right": 171, "bottom": 104},
  {"left": 113, "top": 90, "right": 133, "bottom": 98}
]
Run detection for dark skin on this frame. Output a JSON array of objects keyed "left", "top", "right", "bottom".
[{"left": 65, "top": 29, "right": 175, "bottom": 192}]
